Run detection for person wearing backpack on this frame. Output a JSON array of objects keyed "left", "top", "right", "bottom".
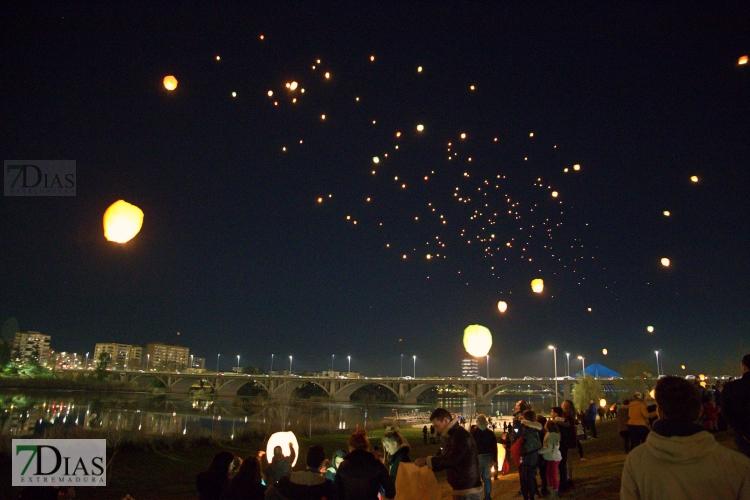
[{"left": 517, "top": 409, "right": 543, "bottom": 500}]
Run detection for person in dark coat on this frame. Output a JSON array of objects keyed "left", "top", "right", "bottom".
[
  {"left": 197, "top": 451, "right": 235, "bottom": 500},
  {"left": 423, "top": 425, "right": 429, "bottom": 444},
  {"left": 267, "top": 445, "right": 332, "bottom": 500},
  {"left": 382, "top": 426, "right": 411, "bottom": 478},
  {"left": 415, "top": 407, "right": 482, "bottom": 499},
  {"left": 471, "top": 414, "right": 498, "bottom": 500},
  {"left": 332, "top": 429, "right": 395, "bottom": 500},
  {"left": 722, "top": 353, "right": 750, "bottom": 458},
  {"left": 222, "top": 455, "right": 266, "bottom": 500},
  {"left": 265, "top": 443, "right": 296, "bottom": 485}
]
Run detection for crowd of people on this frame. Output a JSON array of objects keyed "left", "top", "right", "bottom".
[{"left": 191, "top": 353, "right": 750, "bottom": 500}]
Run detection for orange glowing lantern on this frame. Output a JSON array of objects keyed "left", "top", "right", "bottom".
[
  {"left": 163, "top": 75, "right": 178, "bottom": 91},
  {"left": 599, "top": 399, "right": 607, "bottom": 408},
  {"left": 739, "top": 55, "right": 748, "bottom": 65},
  {"left": 103, "top": 200, "right": 144, "bottom": 243},
  {"left": 531, "top": 279, "right": 544, "bottom": 293}
]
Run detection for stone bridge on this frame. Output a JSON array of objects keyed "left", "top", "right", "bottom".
[{"left": 58, "top": 370, "right": 577, "bottom": 403}]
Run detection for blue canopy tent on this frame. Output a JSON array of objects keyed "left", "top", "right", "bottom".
[{"left": 573, "top": 362, "right": 622, "bottom": 379}]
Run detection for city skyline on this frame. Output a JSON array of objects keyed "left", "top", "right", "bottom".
[{"left": 2, "top": 3, "right": 748, "bottom": 378}]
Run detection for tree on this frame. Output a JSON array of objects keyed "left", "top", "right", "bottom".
[
  {"left": 1, "top": 318, "right": 20, "bottom": 340},
  {"left": 0, "top": 339, "right": 10, "bottom": 367},
  {"left": 571, "top": 375, "right": 603, "bottom": 412},
  {"left": 93, "top": 352, "right": 110, "bottom": 381},
  {"left": 620, "top": 360, "right": 654, "bottom": 379}
]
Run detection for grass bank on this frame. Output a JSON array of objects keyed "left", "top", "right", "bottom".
[{"left": 3, "top": 420, "right": 743, "bottom": 499}]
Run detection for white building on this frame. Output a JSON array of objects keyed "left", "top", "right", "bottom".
[
  {"left": 12, "top": 331, "right": 51, "bottom": 366},
  {"left": 461, "top": 358, "right": 480, "bottom": 378}
]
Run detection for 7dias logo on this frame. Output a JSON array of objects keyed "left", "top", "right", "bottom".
[{"left": 12, "top": 439, "right": 106, "bottom": 486}]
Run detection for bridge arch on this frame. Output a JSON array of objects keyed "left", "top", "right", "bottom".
[
  {"left": 404, "top": 383, "right": 440, "bottom": 403},
  {"left": 170, "top": 377, "right": 217, "bottom": 394},
  {"left": 129, "top": 374, "right": 168, "bottom": 389},
  {"left": 216, "top": 378, "right": 270, "bottom": 397},
  {"left": 271, "top": 380, "right": 330, "bottom": 399},
  {"left": 332, "top": 382, "right": 399, "bottom": 402}
]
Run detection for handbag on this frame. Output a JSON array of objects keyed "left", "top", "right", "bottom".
[{"left": 510, "top": 436, "right": 524, "bottom": 467}]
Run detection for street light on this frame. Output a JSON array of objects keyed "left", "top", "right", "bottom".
[
  {"left": 413, "top": 355, "right": 417, "bottom": 378},
  {"left": 217, "top": 353, "right": 221, "bottom": 373},
  {"left": 348, "top": 355, "right": 351, "bottom": 374},
  {"left": 565, "top": 352, "right": 570, "bottom": 377},
  {"left": 549, "top": 346, "right": 559, "bottom": 406},
  {"left": 400, "top": 354, "right": 403, "bottom": 378},
  {"left": 655, "top": 350, "right": 661, "bottom": 377},
  {"left": 331, "top": 354, "right": 335, "bottom": 372},
  {"left": 578, "top": 356, "right": 585, "bottom": 376},
  {"left": 237, "top": 355, "right": 241, "bottom": 372},
  {"left": 289, "top": 355, "right": 293, "bottom": 374},
  {"left": 271, "top": 353, "right": 274, "bottom": 373},
  {"left": 190, "top": 354, "right": 194, "bottom": 369},
  {"left": 486, "top": 355, "right": 490, "bottom": 379},
  {"left": 85, "top": 352, "right": 89, "bottom": 370}
]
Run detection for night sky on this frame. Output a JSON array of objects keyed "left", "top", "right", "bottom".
[{"left": 2, "top": 3, "right": 749, "bottom": 378}]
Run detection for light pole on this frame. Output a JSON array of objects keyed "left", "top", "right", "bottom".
[
  {"left": 237, "top": 355, "right": 241, "bottom": 372},
  {"left": 486, "top": 355, "right": 490, "bottom": 379},
  {"left": 331, "top": 354, "right": 335, "bottom": 372},
  {"left": 271, "top": 353, "right": 274, "bottom": 373},
  {"left": 655, "top": 350, "right": 661, "bottom": 377},
  {"left": 413, "top": 355, "right": 416, "bottom": 378},
  {"left": 217, "top": 353, "right": 221, "bottom": 373},
  {"left": 289, "top": 355, "right": 293, "bottom": 374},
  {"left": 190, "top": 354, "right": 194, "bottom": 369},
  {"left": 400, "top": 354, "right": 403, "bottom": 378},
  {"left": 85, "top": 352, "right": 89, "bottom": 370},
  {"left": 549, "top": 346, "right": 559, "bottom": 406},
  {"left": 578, "top": 356, "right": 585, "bottom": 376},
  {"left": 347, "top": 355, "right": 351, "bottom": 374},
  {"left": 565, "top": 352, "right": 570, "bottom": 377},
  {"left": 146, "top": 354, "right": 150, "bottom": 371}
]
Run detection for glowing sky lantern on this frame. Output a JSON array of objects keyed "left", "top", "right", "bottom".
[
  {"left": 267, "top": 90, "right": 274, "bottom": 97},
  {"left": 265, "top": 431, "right": 299, "bottom": 467},
  {"left": 599, "top": 399, "right": 607, "bottom": 408},
  {"left": 417, "top": 66, "right": 423, "bottom": 73},
  {"left": 647, "top": 326, "right": 654, "bottom": 333},
  {"left": 602, "top": 348, "right": 608, "bottom": 355},
  {"left": 463, "top": 324, "right": 492, "bottom": 357},
  {"left": 573, "top": 164, "right": 581, "bottom": 171},
  {"left": 162, "top": 75, "right": 178, "bottom": 91},
  {"left": 681, "top": 364, "right": 686, "bottom": 370},
  {"left": 103, "top": 200, "right": 144, "bottom": 243},
  {"left": 649, "top": 389, "right": 655, "bottom": 399},
  {"left": 690, "top": 175, "right": 699, "bottom": 183},
  {"left": 551, "top": 191, "right": 558, "bottom": 198},
  {"left": 416, "top": 124, "right": 424, "bottom": 132},
  {"left": 530, "top": 278, "right": 544, "bottom": 293},
  {"left": 497, "top": 301, "right": 508, "bottom": 313},
  {"left": 663, "top": 210, "right": 670, "bottom": 216},
  {"left": 660, "top": 257, "right": 670, "bottom": 267},
  {"left": 372, "top": 156, "right": 380, "bottom": 164},
  {"left": 739, "top": 55, "right": 748, "bottom": 65},
  {"left": 289, "top": 81, "right": 298, "bottom": 91}
]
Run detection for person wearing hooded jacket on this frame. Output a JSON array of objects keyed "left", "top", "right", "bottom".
[
  {"left": 333, "top": 429, "right": 394, "bottom": 500},
  {"left": 621, "top": 376, "right": 750, "bottom": 500}
]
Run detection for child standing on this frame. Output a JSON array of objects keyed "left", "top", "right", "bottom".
[{"left": 539, "top": 420, "right": 563, "bottom": 498}]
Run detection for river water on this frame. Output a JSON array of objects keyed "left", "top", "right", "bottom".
[{"left": 0, "top": 390, "right": 556, "bottom": 439}]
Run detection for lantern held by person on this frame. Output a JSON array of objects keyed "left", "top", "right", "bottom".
[
  {"left": 103, "top": 200, "right": 144, "bottom": 243},
  {"left": 463, "top": 324, "right": 492, "bottom": 357},
  {"left": 531, "top": 279, "right": 544, "bottom": 293},
  {"left": 265, "top": 431, "right": 299, "bottom": 467}
]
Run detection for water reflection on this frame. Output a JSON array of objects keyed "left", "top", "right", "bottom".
[{"left": 0, "top": 391, "right": 555, "bottom": 439}]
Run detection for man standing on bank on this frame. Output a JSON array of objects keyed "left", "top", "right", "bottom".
[
  {"left": 415, "top": 407, "right": 482, "bottom": 500},
  {"left": 722, "top": 353, "right": 750, "bottom": 459}
]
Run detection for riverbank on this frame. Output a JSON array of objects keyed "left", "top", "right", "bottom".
[
  {"left": 0, "top": 376, "right": 145, "bottom": 393},
  {"left": 4, "top": 419, "right": 743, "bottom": 499}
]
